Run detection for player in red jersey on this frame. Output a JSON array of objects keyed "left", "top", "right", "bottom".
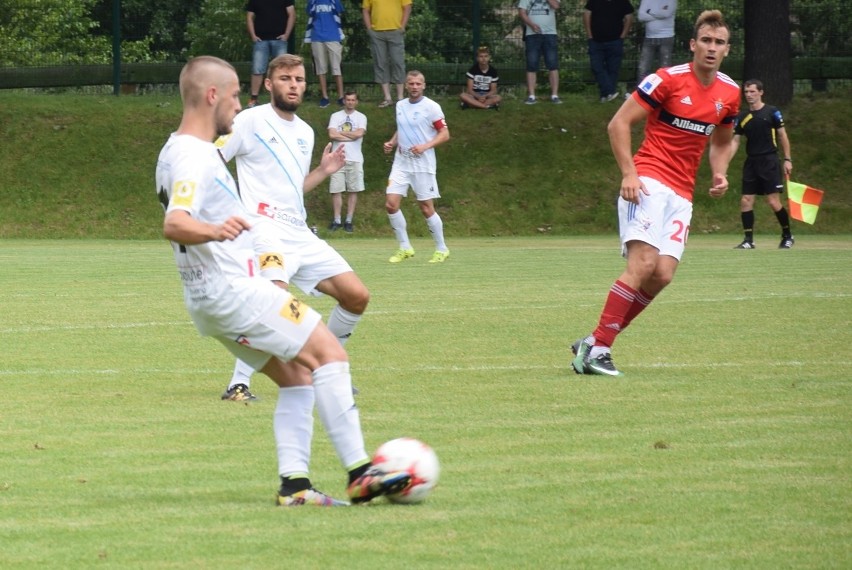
[{"left": 572, "top": 10, "right": 740, "bottom": 376}]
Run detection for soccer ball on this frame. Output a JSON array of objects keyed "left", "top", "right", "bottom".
[{"left": 372, "top": 437, "right": 440, "bottom": 504}]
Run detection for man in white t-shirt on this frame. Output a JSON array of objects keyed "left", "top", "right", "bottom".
[
  {"left": 156, "top": 55, "right": 409, "bottom": 506},
  {"left": 383, "top": 70, "right": 451, "bottom": 264},
  {"left": 327, "top": 91, "right": 367, "bottom": 233}
]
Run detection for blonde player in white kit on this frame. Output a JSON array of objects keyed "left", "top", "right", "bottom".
[
  {"left": 157, "top": 56, "right": 408, "bottom": 506},
  {"left": 217, "top": 54, "right": 370, "bottom": 402},
  {"left": 384, "top": 70, "right": 452, "bottom": 264}
]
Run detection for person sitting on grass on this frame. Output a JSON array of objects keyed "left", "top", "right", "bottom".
[{"left": 459, "top": 46, "right": 502, "bottom": 110}]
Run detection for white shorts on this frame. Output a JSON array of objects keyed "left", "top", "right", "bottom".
[
  {"left": 330, "top": 161, "right": 365, "bottom": 194},
  {"left": 279, "top": 233, "right": 354, "bottom": 296},
  {"left": 311, "top": 42, "right": 343, "bottom": 76},
  {"left": 618, "top": 176, "right": 693, "bottom": 260},
  {"left": 386, "top": 167, "right": 440, "bottom": 201},
  {"left": 213, "top": 288, "right": 323, "bottom": 371}
]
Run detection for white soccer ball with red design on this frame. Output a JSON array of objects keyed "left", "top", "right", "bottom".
[{"left": 372, "top": 437, "right": 440, "bottom": 504}]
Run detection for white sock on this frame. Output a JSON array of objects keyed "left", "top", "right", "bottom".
[
  {"left": 388, "top": 210, "right": 412, "bottom": 250},
  {"left": 312, "top": 362, "right": 368, "bottom": 469},
  {"left": 425, "top": 212, "right": 448, "bottom": 252},
  {"left": 327, "top": 305, "right": 361, "bottom": 347},
  {"left": 274, "top": 386, "right": 315, "bottom": 478},
  {"left": 229, "top": 359, "right": 254, "bottom": 390}
]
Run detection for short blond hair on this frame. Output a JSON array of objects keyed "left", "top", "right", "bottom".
[{"left": 179, "top": 56, "right": 235, "bottom": 107}]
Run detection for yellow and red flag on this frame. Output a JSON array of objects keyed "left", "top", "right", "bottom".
[{"left": 786, "top": 180, "right": 824, "bottom": 225}]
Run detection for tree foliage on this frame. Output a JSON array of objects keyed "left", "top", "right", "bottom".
[{"left": 0, "top": 0, "right": 848, "bottom": 70}]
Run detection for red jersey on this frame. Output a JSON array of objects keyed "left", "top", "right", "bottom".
[{"left": 632, "top": 62, "right": 740, "bottom": 201}]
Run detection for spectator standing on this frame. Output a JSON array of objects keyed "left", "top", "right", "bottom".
[
  {"left": 246, "top": 0, "right": 296, "bottom": 108},
  {"left": 383, "top": 71, "right": 451, "bottom": 264},
  {"left": 362, "top": 0, "right": 412, "bottom": 108},
  {"left": 518, "top": 0, "right": 562, "bottom": 105},
  {"left": 305, "top": 0, "right": 346, "bottom": 108},
  {"left": 459, "top": 46, "right": 502, "bottom": 110},
  {"left": 731, "top": 79, "right": 795, "bottom": 250},
  {"left": 584, "top": 0, "right": 634, "bottom": 102},
  {"left": 327, "top": 92, "right": 368, "bottom": 232},
  {"left": 634, "top": 0, "right": 677, "bottom": 92}
]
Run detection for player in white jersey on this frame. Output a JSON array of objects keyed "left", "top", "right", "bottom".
[
  {"left": 217, "top": 54, "right": 370, "bottom": 401},
  {"left": 157, "top": 55, "right": 410, "bottom": 507},
  {"left": 383, "top": 70, "right": 452, "bottom": 264}
]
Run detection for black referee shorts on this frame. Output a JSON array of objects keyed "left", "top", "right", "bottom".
[{"left": 742, "top": 155, "right": 783, "bottom": 196}]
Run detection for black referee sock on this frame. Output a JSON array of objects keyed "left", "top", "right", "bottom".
[
  {"left": 775, "top": 207, "right": 792, "bottom": 238},
  {"left": 741, "top": 210, "right": 755, "bottom": 242}
]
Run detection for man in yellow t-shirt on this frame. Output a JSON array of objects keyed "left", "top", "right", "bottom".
[{"left": 362, "top": 0, "right": 411, "bottom": 107}]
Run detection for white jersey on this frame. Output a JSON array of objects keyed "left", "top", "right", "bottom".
[
  {"left": 156, "top": 134, "right": 287, "bottom": 337},
  {"left": 328, "top": 109, "right": 367, "bottom": 163},
  {"left": 392, "top": 96, "right": 446, "bottom": 174},
  {"left": 218, "top": 104, "right": 315, "bottom": 241}
]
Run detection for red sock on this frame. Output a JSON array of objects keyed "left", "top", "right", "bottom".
[
  {"left": 592, "top": 280, "right": 637, "bottom": 348},
  {"left": 621, "top": 288, "right": 654, "bottom": 331}
]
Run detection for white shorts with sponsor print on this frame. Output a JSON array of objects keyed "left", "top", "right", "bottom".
[
  {"left": 277, "top": 233, "right": 354, "bottom": 296},
  {"left": 618, "top": 176, "right": 693, "bottom": 260},
  {"left": 206, "top": 283, "right": 323, "bottom": 371},
  {"left": 386, "top": 166, "right": 440, "bottom": 201},
  {"left": 329, "top": 161, "right": 365, "bottom": 194}
]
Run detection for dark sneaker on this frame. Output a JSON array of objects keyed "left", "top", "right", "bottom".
[
  {"left": 734, "top": 240, "right": 756, "bottom": 249},
  {"left": 343, "top": 222, "right": 354, "bottom": 233},
  {"left": 347, "top": 468, "right": 411, "bottom": 504},
  {"left": 319, "top": 98, "right": 330, "bottom": 108},
  {"left": 779, "top": 236, "right": 795, "bottom": 249},
  {"left": 571, "top": 338, "right": 592, "bottom": 374},
  {"left": 585, "top": 352, "right": 623, "bottom": 377},
  {"left": 329, "top": 221, "right": 342, "bottom": 231},
  {"left": 460, "top": 101, "right": 469, "bottom": 110},
  {"left": 221, "top": 383, "right": 257, "bottom": 401},
  {"left": 277, "top": 488, "right": 348, "bottom": 507}
]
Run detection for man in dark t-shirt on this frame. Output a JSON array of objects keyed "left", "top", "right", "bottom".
[
  {"left": 731, "top": 79, "right": 795, "bottom": 249},
  {"left": 246, "top": 0, "right": 296, "bottom": 107},
  {"left": 583, "top": 0, "right": 634, "bottom": 102},
  {"left": 459, "top": 46, "right": 502, "bottom": 110}
]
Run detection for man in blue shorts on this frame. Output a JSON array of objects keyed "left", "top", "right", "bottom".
[{"left": 518, "top": 0, "right": 562, "bottom": 105}]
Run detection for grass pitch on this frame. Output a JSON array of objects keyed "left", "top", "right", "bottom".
[{"left": 1, "top": 236, "right": 850, "bottom": 568}]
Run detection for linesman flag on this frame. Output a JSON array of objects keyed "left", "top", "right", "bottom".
[{"left": 786, "top": 180, "right": 824, "bottom": 225}]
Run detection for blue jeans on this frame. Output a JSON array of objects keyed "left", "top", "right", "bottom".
[
  {"left": 525, "top": 34, "right": 559, "bottom": 72},
  {"left": 252, "top": 39, "right": 289, "bottom": 75},
  {"left": 588, "top": 38, "right": 624, "bottom": 98}
]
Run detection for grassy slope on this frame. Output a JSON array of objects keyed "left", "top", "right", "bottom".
[{"left": 0, "top": 88, "right": 849, "bottom": 239}]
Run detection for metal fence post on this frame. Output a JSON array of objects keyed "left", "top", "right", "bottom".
[{"left": 112, "top": 0, "right": 121, "bottom": 96}]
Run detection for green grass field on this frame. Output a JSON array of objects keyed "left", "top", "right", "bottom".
[{"left": 1, "top": 236, "right": 850, "bottom": 568}]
